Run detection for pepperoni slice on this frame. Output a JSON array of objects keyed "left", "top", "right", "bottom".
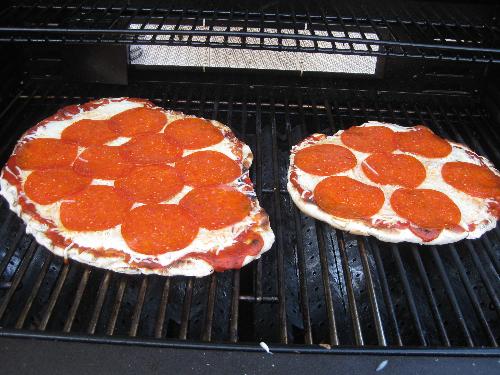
[
  {"left": 61, "top": 119, "right": 117, "bottom": 146},
  {"left": 340, "top": 126, "right": 397, "bottom": 153},
  {"left": 163, "top": 118, "right": 224, "bottom": 149},
  {"left": 115, "top": 165, "right": 184, "bottom": 203},
  {"left": 442, "top": 162, "right": 500, "bottom": 199},
  {"left": 390, "top": 188, "right": 461, "bottom": 229},
  {"left": 119, "top": 133, "right": 183, "bottom": 164},
  {"left": 15, "top": 138, "right": 78, "bottom": 170},
  {"left": 73, "top": 145, "right": 133, "bottom": 179},
  {"left": 362, "top": 153, "right": 426, "bottom": 188},
  {"left": 109, "top": 107, "right": 167, "bottom": 137},
  {"left": 176, "top": 151, "right": 241, "bottom": 187},
  {"left": 121, "top": 204, "right": 199, "bottom": 255},
  {"left": 24, "top": 169, "right": 91, "bottom": 205},
  {"left": 314, "top": 176, "right": 385, "bottom": 219},
  {"left": 294, "top": 144, "right": 357, "bottom": 176},
  {"left": 60, "top": 185, "right": 132, "bottom": 231},
  {"left": 396, "top": 126, "right": 451, "bottom": 158},
  {"left": 180, "top": 186, "right": 252, "bottom": 230}
]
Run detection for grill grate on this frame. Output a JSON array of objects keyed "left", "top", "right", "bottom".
[
  {"left": 0, "top": 0, "right": 499, "bottom": 62},
  {"left": 0, "top": 78, "right": 499, "bottom": 351}
]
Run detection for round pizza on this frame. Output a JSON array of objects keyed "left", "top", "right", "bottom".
[
  {"left": 0, "top": 98, "right": 274, "bottom": 277},
  {"left": 288, "top": 121, "right": 500, "bottom": 245}
]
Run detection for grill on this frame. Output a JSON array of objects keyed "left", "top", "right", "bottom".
[{"left": 0, "top": 0, "right": 499, "bottom": 372}]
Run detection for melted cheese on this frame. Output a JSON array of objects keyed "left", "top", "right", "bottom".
[
  {"left": 0, "top": 99, "right": 274, "bottom": 275},
  {"left": 289, "top": 121, "right": 498, "bottom": 244}
]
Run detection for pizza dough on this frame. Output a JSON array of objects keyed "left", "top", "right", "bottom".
[
  {"left": 0, "top": 98, "right": 274, "bottom": 277},
  {"left": 288, "top": 122, "right": 500, "bottom": 245}
]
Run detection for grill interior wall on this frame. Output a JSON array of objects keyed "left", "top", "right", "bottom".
[{"left": 0, "top": 78, "right": 498, "bottom": 348}]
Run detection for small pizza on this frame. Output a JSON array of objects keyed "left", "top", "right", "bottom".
[
  {"left": 288, "top": 122, "right": 500, "bottom": 245},
  {"left": 0, "top": 98, "right": 274, "bottom": 277}
]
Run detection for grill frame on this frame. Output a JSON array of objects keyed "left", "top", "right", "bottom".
[{"left": 0, "top": 75, "right": 498, "bottom": 355}]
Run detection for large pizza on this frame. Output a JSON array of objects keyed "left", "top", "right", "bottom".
[
  {"left": 288, "top": 122, "right": 500, "bottom": 244},
  {"left": 0, "top": 98, "right": 274, "bottom": 277}
]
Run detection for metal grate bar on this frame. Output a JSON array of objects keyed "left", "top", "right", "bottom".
[
  {"left": 448, "top": 246, "right": 498, "bottom": 347},
  {"left": 129, "top": 278, "right": 148, "bottom": 337},
  {"left": 338, "top": 231, "right": 364, "bottom": 346},
  {"left": 87, "top": 271, "right": 111, "bottom": 335},
  {"left": 202, "top": 274, "right": 217, "bottom": 342},
  {"left": 63, "top": 267, "right": 91, "bottom": 333},
  {"left": 105, "top": 277, "right": 127, "bottom": 336},
  {"left": 391, "top": 246, "right": 427, "bottom": 346},
  {"left": 462, "top": 108, "right": 500, "bottom": 168},
  {"left": 0, "top": 83, "right": 41, "bottom": 157},
  {"left": 410, "top": 246, "right": 450, "bottom": 346},
  {"left": 285, "top": 98, "right": 313, "bottom": 345},
  {"left": 104, "top": 2, "right": 127, "bottom": 33},
  {"left": 463, "top": 242, "right": 500, "bottom": 314},
  {"left": 154, "top": 278, "right": 171, "bottom": 339},
  {"left": 1, "top": 81, "right": 63, "bottom": 159},
  {"left": 359, "top": 240, "right": 387, "bottom": 346},
  {"left": 310, "top": 96, "right": 340, "bottom": 346},
  {"left": 134, "top": 0, "right": 163, "bottom": 44},
  {"left": 0, "top": 241, "right": 38, "bottom": 320},
  {"left": 229, "top": 270, "right": 240, "bottom": 342},
  {"left": 345, "top": 2, "right": 375, "bottom": 53},
  {"left": 228, "top": 96, "right": 245, "bottom": 343},
  {"left": 330, "top": 5, "right": 355, "bottom": 52},
  {"left": 315, "top": 223, "right": 340, "bottom": 346},
  {"left": 430, "top": 247, "right": 474, "bottom": 346},
  {"left": 38, "top": 263, "right": 70, "bottom": 330},
  {"left": 152, "top": 0, "right": 175, "bottom": 44},
  {"left": 387, "top": 5, "right": 425, "bottom": 58},
  {"left": 179, "top": 278, "right": 194, "bottom": 340},
  {"left": 253, "top": 97, "right": 264, "bottom": 300},
  {"left": 479, "top": 235, "right": 500, "bottom": 275},
  {"left": 15, "top": 253, "right": 53, "bottom": 329},
  {"left": 371, "top": 241, "right": 403, "bottom": 346}
]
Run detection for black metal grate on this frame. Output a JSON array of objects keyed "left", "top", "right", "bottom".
[
  {"left": 0, "top": 77, "right": 499, "bottom": 351},
  {"left": 0, "top": 0, "right": 499, "bottom": 63}
]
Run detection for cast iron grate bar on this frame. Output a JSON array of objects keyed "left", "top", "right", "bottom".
[
  {"left": 391, "top": 246, "right": 427, "bottom": 346},
  {"left": 63, "top": 267, "right": 91, "bottom": 332},
  {"left": 38, "top": 262, "right": 71, "bottom": 330},
  {"left": 410, "top": 246, "right": 450, "bottom": 346},
  {"left": 359, "top": 240, "right": 387, "bottom": 346},
  {"left": 448, "top": 245, "right": 498, "bottom": 347},
  {"left": 86, "top": 271, "right": 111, "bottom": 335},
  {"left": 430, "top": 247, "right": 474, "bottom": 347},
  {"left": 15, "top": 253, "right": 53, "bottom": 329},
  {"left": 154, "top": 278, "right": 171, "bottom": 339},
  {"left": 105, "top": 276, "right": 127, "bottom": 336}
]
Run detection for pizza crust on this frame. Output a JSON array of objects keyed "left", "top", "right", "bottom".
[
  {"left": 0, "top": 98, "right": 274, "bottom": 277},
  {"left": 287, "top": 121, "right": 499, "bottom": 245}
]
